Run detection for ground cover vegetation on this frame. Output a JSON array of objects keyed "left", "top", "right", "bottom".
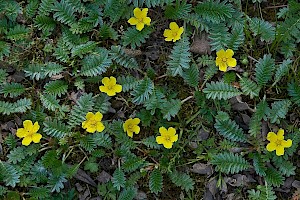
[{"left": 0, "top": 0, "right": 300, "bottom": 199}]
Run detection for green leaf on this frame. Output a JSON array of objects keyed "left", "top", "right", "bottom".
[
  {"left": 265, "top": 167, "right": 284, "bottom": 187},
  {"left": 169, "top": 170, "right": 194, "bottom": 191},
  {"left": 117, "top": 75, "right": 139, "bottom": 92},
  {"left": 0, "top": 162, "right": 20, "bottom": 187},
  {"left": 167, "top": 38, "right": 191, "bottom": 76},
  {"left": 161, "top": 99, "right": 181, "bottom": 121},
  {"left": 118, "top": 187, "right": 136, "bottom": 200},
  {"left": 52, "top": 0, "right": 76, "bottom": 25},
  {"left": 272, "top": 157, "right": 295, "bottom": 177},
  {"left": 211, "top": 152, "right": 250, "bottom": 174},
  {"left": 34, "top": 15, "right": 56, "bottom": 34},
  {"left": 84, "top": 158, "right": 99, "bottom": 173},
  {"left": 287, "top": 82, "right": 300, "bottom": 106},
  {"left": 0, "top": 41, "right": 10, "bottom": 60},
  {"left": 273, "top": 59, "right": 292, "bottom": 85},
  {"left": 182, "top": 63, "right": 200, "bottom": 87},
  {"left": 0, "top": 69, "right": 8, "bottom": 84},
  {"left": 123, "top": 27, "right": 152, "bottom": 49},
  {"left": 71, "top": 41, "right": 97, "bottom": 58},
  {"left": 239, "top": 77, "right": 261, "bottom": 99},
  {"left": 203, "top": 81, "right": 242, "bottom": 100},
  {"left": 43, "top": 118, "right": 70, "bottom": 139},
  {"left": 6, "top": 25, "right": 30, "bottom": 41},
  {"left": 94, "top": 94, "right": 111, "bottom": 114},
  {"left": 110, "top": 46, "right": 139, "bottom": 69},
  {"left": 215, "top": 119, "right": 248, "bottom": 143},
  {"left": 255, "top": 54, "right": 275, "bottom": 86},
  {"left": 149, "top": 169, "right": 163, "bottom": 194},
  {"left": 142, "top": 136, "right": 161, "bottom": 149},
  {"left": 39, "top": 93, "right": 61, "bottom": 111},
  {"left": 44, "top": 80, "right": 68, "bottom": 97},
  {"left": 7, "top": 147, "right": 27, "bottom": 164},
  {"left": 80, "top": 135, "right": 97, "bottom": 152},
  {"left": 145, "top": 88, "right": 166, "bottom": 115},
  {"left": 131, "top": 77, "right": 154, "bottom": 105},
  {"left": 249, "top": 17, "right": 275, "bottom": 42},
  {"left": 39, "top": 0, "right": 55, "bottom": 15},
  {"left": 227, "top": 25, "right": 245, "bottom": 50},
  {"left": 248, "top": 184, "right": 277, "bottom": 200},
  {"left": 165, "top": 0, "right": 191, "bottom": 20},
  {"left": 252, "top": 153, "right": 267, "bottom": 176},
  {"left": 0, "top": 83, "right": 25, "bottom": 98},
  {"left": 209, "top": 23, "right": 230, "bottom": 51},
  {"left": 269, "top": 100, "right": 291, "bottom": 124},
  {"left": 112, "top": 168, "right": 126, "bottom": 191}
]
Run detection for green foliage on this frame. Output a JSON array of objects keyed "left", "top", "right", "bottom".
[
  {"left": 265, "top": 167, "right": 284, "bottom": 187},
  {"left": 71, "top": 41, "right": 97, "bottom": 58},
  {"left": 252, "top": 153, "right": 267, "bottom": 177},
  {"left": 288, "top": 82, "right": 300, "bottom": 106},
  {"left": 149, "top": 169, "right": 163, "bottom": 194},
  {"left": 0, "top": 162, "right": 20, "bottom": 187},
  {"left": 0, "top": 82, "right": 25, "bottom": 98},
  {"left": 239, "top": 77, "right": 261, "bottom": 99},
  {"left": 182, "top": 63, "right": 200, "bottom": 87},
  {"left": 131, "top": 77, "right": 154, "bottom": 105},
  {"left": 34, "top": 15, "right": 56, "bottom": 35},
  {"left": 0, "top": 98, "right": 32, "bottom": 115},
  {"left": 145, "top": 88, "right": 166, "bottom": 114},
  {"left": 118, "top": 187, "right": 136, "bottom": 200},
  {"left": 112, "top": 168, "right": 126, "bottom": 191},
  {"left": 52, "top": 0, "right": 76, "bottom": 26},
  {"left": 248, "top": 184, "right": 277, "bottom": 200},
  {"left": 227, "top": 25, "right": 245, "bottom": 50},
  {"left": 44, "top": 80, "right": 68, "bottom": 97},
  {"left": 272, "top": 157, "right": 295, "bottom": 177},
  {"left": 6, "top": 25, "right": 30, "bottom": 41},
  {"left": 0, "top": 69, "right": 8, "bottom": 84},
  {"left": 203, "top": 81, "right": 242, "bottom": 100},
  {"left": 167, "top": 38, "right": 191, "bottom": 76},
  {"left": 122, "top": 156, "right": 146, "bottom": 173},
  {"left": 169, "top": 170, "right": 194, "bottom": 191},
  {"left": 84, "top": 157, "right": 99, "bottom": 173},
  {"left": 161, "top": 98, "right": 181, "bottom": 121},
  {"left": 0, "top": 41, "right": 10, "bottom": 60},
  {"left": 43, "top": 119, "right": 70, "bottom": 139},
  {"left": 25, "top": 0, "right": 39, "bottom": 18},
  {"left": 269, "top": 100, "right": 291, "bottom": 124},
  {"left": 123, "top": 27, "right": 152, "bottom": 49},
  {"left": 255, "top": 54, "right": 275, "bottom": 86},
  {"left": 80, "top": 135, "right": 97, "bottom": 152},
  {"left": 7, "top": 147, "right": 27, "bottom": 164},
  {"left": 94, "top": 94, "right": 111, "bottom": 114},
  {"left": 164, "top": 1, "right": 191, "bottom": 20},
  {"left": 214, "top": 119, "right": 248, "bottom": 143},
  {"left": 39, "top": 0, "right": 55, "bottom": 15},
  {"left": 248, "top": 17, "right": 275, "bottom": 42},
  {"left": 39, "top": 93, "right": 61, "bottom": 112},
  {"left": 273, "top": 59, "right": 292, "bottom": 85},
  {"left": 142, "top": 136, "right": 161, "bottom": 149},
  {"left": 209, "top": 24, "right": 230, "bottom": 51},
  {"left": 110, "top": 46, "right": 139, "bottom": 69},
  {"left": 211, "top": 152, "right": 250, "bottom": 174},
  {"left": 117, "top": 75, "right": 139, "bottom": 92},
  {"left": 249, "top": 99, "right": 270, "bottom": 136}
]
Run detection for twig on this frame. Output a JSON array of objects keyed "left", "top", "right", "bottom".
[
  {"left": 248, "top": 55, "right": 258, "bottom": 63},
  {"left": 181, "top": 95, "right": 193, "bottom": 104}
]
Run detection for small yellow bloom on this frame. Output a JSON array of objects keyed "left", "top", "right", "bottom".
[
  {"left": 163, "top": 22, "right": 184, "bottom": 42},
  {"left": 99, "top": 76, "right": 122, "bottom": 96},
  {"left": 123, "top": 118, "right": 141, "bottom": 138},
  {"left": 82, "top": 112, "right": 105, "bottom": 133},
  {"left": 156, "top": 127, "right": 178, "bottom": 149},
  {"left": 128, "top": 8, "right": 151, "bottom": 31},
  {"left": 266, "top": 129, "right": 292, "bottom": 156},
  {"left": 16, "top": 120, "right": 42, "bottom": 146},
  {"left": 215, "top": 49, "right": 237, "bottom": 72}
]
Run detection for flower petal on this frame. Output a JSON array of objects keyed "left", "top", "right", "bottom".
[
  {"left": 86, "top": 112, "right": 94, "bottom": 120},
  {"left": 23, "top": 120, "right": 33, "bottom": 129},
  {"left": 168, "top": 127, "right": 176, "bottom": 136},
  {"left": 141, "top": 8, "right": 148, "bottom": 18},
  {"left": 16, "top": 128, "right": 27, "bottom": 138},
  {"left": 123, "top": 120, "right": 130, "bottom": 132},
  {"left": 136, "top": 22, "right": 144, "bottom": 31},
  {"left": 99, "top": 85, "right": 108, "bottom": 93},
  {"left": 163, "top": 29, "right": 173, "bottom": 38},
  {"left": 173, "top": 34, "right": 181, "bottom": 42},
  {"left": 127, "top": 131, "right": 133, "bottom": 138},
  {"left": 156, "top": 136, "right": 164, "bottom": 144},
  {"left": 97, "top": 122, "right": 105, "bottom": 132},
  {"left": 143, "top": 17, "right": 151, "bottom": 25},
  {"left": 163, "top": 141, "right": 173, "bottom": 149},
  {"left": 216, "top": 49, "right": 226, "bottom": 58},
  {"left": 132, "top": 118, "right": 140, "bottom": 125},
  {"left": 275, "top": 146, "right": 284, "bottom": 156},
  {"left": 170, "top": 134, "right": 178, "bottom": 142},
  {"left": 169, "top": 22, "right": 179, "bottom": 31},
  {"left": 225, "top": 49, "right": 234, "bottom": 57},
  {"left": 128, "top": 17, "right": 138, "bottom": 25},
  {"left": 106, "top": 90, "right": 116, "bottom": 96},
  {"left": 277, "top": 129, "right": 284, "bottom": 140},
  {"left": 133, "top": 8, "right": 142, "bottom": 18},
  {"left": 82, "top": 121, "right": 87, "bottom": 128},
  {"left": 159, "top": 127, "right": 168, "bottom": 136},
  {"left": 32, "top": 133, "right": 42, "bottom": 143},
  {"left": 86, "top": 126, "right": 96, "bottom": 133},
  {"left": 102, "top": 77, "right": 110, "bottom": 85},
  {"left": 267, "top": 132, "right": 277, "bottom": 142},
  {"left": 282, "top": 139, "right": 292, "bottom": 148},
  {"left": 113, "top": 84, "right": 122, "bottom": 93},
  {"left": 266, "top": 142, "right": 276, "bottom": 152},
  {"left": 218, "top": 63, "right": 227, "bottom": 72},
  {"left": 178, "top": 27, "right": 184, "bottom": 35},
  {"left": 32, "top": 122, "right": 40, "bottom": 133},
  {"left": 94, "top": 112, "right": 103, "bottom": 121},
  {"left": 109, "top": 76, "right": 117, "bottom": 85},
  {"left": 227, "top": 58, "right": 237, "bottom": 67},
  {"left": 133, "top": 125, "right": 140, "bottom": 134},
  {"left": 22, "top": 136, "right": 32, "bottom": 146}
]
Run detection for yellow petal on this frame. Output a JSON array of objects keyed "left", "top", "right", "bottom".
[
  {"left": 32, "top": 122, "right": 40, "bottom": 133},
  {"left": 164, "top": 29, "right": 173, "bottom": 38},
  {"left": 215, "top": 57, "right": 223, "bottom": 67},
  {"left": 97, "top": 122, "right": 105, "bottom": 132},
  {"left": 173, "top": 34, "right": 181, "bottom": 42},
  {"left": 178, "top": 27, "right": 184, "bottom": 35},
  {"left": 170, "top": 134, "right": 178, "bottom": 142},
  {"left": 127, "top": 131, "right": 133, "bottom": 138},
  {"left": 168, "top": 127, "right": 176, "bottom": 136},
  {"left": 141, "top": 8, "right": 148, "bottom": 18},
  {"left": 23, "top": 120, "right": 33, "bottom": 129},
  {"left": 123, "top": 121, "right": 129, "bottom": 132},
  {"left": 22, "top": 136, "right": 32, "bottom": 146},
  {"left": 128, "top": 17, "right": 138, "bottom": 25},
  {"left": 133, "top": 8, "right": 142, "bottom": 18},
  {"left": 102, "top": 77, "right": 110, "bottom": 85},
  {"left": 225, "top": 49, "right": 234, "bottom": 57},
  {"left": 267, "top": 132, "right": 277, "bottom": 142},
  {"left": 113, "top": 84, "right": 122, "bottom": 93},
  {"left": 32, "top": 133, "right": 42, "bottom": 143},
  {"left": 106, "top": 90, "right": 116, "bottom": 96},
  {"left": 156, "top": 136, "right": 164, "bottom": 144},
  {"left": 169, "top": 22, "right": 179, "bottom": 31},
  {"left": 275, "top": 146, "right": 284, "bottom": 156},
  {"left": 165, "top": 37, "right": 173, "bottom": 42},
  {"left": 282, "top": 139, "right": 292, "bottom": 148},
  {"left": 100, "top": 85, "right": 109, "bottom": 94},
  {"left": 163, "top": 141, "right": 173, "bottom": 149},
  {"left": 86, "top": 126, "right": 96, "bottom": 133},
  {"left": 82, "top": 121, "right": 87, "bottom": 128},
  {"left": 266, "top": 142, "right": 276, "bottom": 152},
  {"left": 16, "top": 128, "right": 27, "bottom": 138},
  {"left": 218, "top": 63, "right": 227, "bottom": 72},
  {"left": 227, "top": 58, "right": 237, "bottom": 67},
  {"left": 94, "top": 112, "right": 103, "bottom": 121},
  {"left": 216, "top": 49, "right": 226, "bottom": 58},
  {"left": 133, "top": 125, "right": 140, "bottom": 134},
  {"left": 132, "top": 118, "right": 140, "bottom": 125},
  {"left": 277, "top": 129, "right": 284, "bottom": 140},
  {"left": 86, "top": 112, "right": 94, "bottom": 120},
  {"left": 109, "top": 76, "right": 117, "bottom": 85},
  {"left": 143, "top": 17, "right": 151, "bottom": 25},
  {"left": 136, "top": 22, "right": 144, "bottom": 31},
  {"left": 159, "top": 127, "right": 168, "bottom": 136}
]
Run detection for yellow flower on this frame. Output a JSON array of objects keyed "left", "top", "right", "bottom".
[
  {"left": 16, "top": 120, "right": 42, "bottom": 146},
  {"left": 156, "top": 127, "right": 178, "bottom": 149},
  {"left": 163, "top": 22, "right": 184, "bottom": 42},
  {"left": 215, "top": 49, "right": 237, "bottom": 72},
  {"left": 128, "top": 8, "right": 151, "bottom": 31},
  {"left": 82, "top": 112, "right": 105, "bottom": 133},
  {"left": 266, "top": 129, "right": 292, "bottom": 156},
  {"left": 123, "top": 118, "right": 141, "bottom": 138},
  {"left": 99, "top": 76, "right": 122, "bottom": 96}
]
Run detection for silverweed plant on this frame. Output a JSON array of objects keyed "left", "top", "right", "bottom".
[{"left": 0, "top": 0, "right": 300, "bottom": 199}]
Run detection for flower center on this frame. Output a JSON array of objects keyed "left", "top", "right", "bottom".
[
  {"left": 172, "top": 31, "right": 177, "bottom": 37},
  {"left": 89, "top": 119, "right": 97, "bottom": 127},
  {"left": 275, "top": 140, "right": 282, "bottom": 146},
  {"left": 222, "top": 58, "right": 227, "bottom": 62},
  {"left": 107, "top": 85, "right": 114, "bottom": 90},
  {"left": 165, "top": 136, "right": 171, "bottom": 142},
  {"left": 128, "top": 124, "right": 134, "bottom": 131}
]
